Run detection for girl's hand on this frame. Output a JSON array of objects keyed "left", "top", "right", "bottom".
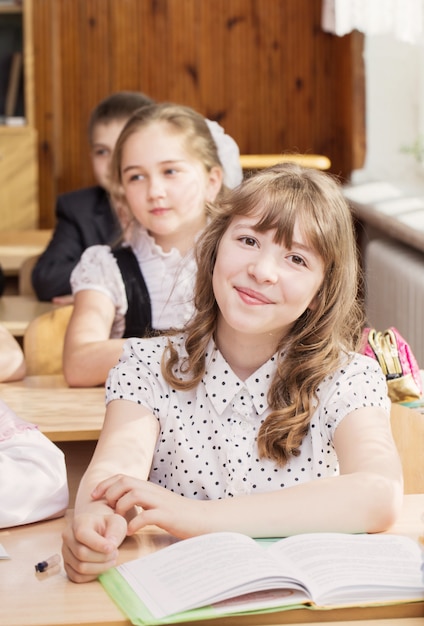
[
  {"left": 62, "top": 512, "right": 127, "bottom": 583},
  {"left": 92, "top": 475, "right": 207, "bottom": 539}
]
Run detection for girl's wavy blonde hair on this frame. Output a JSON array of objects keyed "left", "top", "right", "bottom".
[
  {"left": 162, "top": 162, "right": 365, "bottom": 466},
  {"left": 110, "top": 102, "right": 225, "bottom": 234}
]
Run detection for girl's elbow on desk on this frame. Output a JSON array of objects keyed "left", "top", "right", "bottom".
[
  {"left": 63, "top": 366, "right": 91, "bottom": 388},
  {"left": 62, "top": 348, "right": 84, "bottom": 387},
  {"left": 63, "top": 355, "right": 104, "bottom": 387},
  {"left": 360, "top": 472, "right": 404, "bottom": 534}
]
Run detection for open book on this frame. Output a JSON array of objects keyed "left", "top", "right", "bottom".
[{"left": 99, "top": 531, "right": 424, "bottom": 625}]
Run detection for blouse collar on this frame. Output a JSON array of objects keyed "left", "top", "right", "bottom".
[{"left": 202, "top": 339, "right": 276, "bottom": 416}]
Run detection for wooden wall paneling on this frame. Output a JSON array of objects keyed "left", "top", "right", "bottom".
[
  {"left": 322, "top": 33, "right": 349, "bottom": 179},
  {"left": 109, "top": 0, "right": 142, "bottom": 91},
  {"left": 337, "top": 30, "right": 366, "bottom": 178},
  {"left": 75, "top": 0, "right": 112, "bottom": 189},
  {"left": 58, "top": 1, "right": 105, "bottom": 192},
  {"left": 32, "top": 0, "right": 54, "bottom": 228},
  {"left": 308, "top": 29, "right": 342, "bottom": 176},
  {"left": 277, "top": 3, "right": 348, "bottom": 177},
  {"left": 139, "top": 0, "right": 185, "bottom": 101},
  {"left": 56, "top": 1, "right": 80, "bottom": 191},
  {"left": 137, "top": 0, "right": 160, "bottom": 96},
  {"left": 198, "top": 0, "right": 257, "bottom": 151},
  {"left": 213, "top": 1, "right": 251, "bottom": 142},
  {"left": 167, "top": 0, "right": 201, "bottom": 107},
  {"left": 313, "top": 29, "right": 366, "bottom": 181},
  {"left": 262, "top": 0, "right": 314, "bottom": 154},
  {"left": 259, "top": 1, "right": 295, "bottom": 154},
  {"left": 32, "top": 0, "right": 365, "bottom": 229},
  {"left": 81, "top": 0, "right": 111, "bottom": 100}
]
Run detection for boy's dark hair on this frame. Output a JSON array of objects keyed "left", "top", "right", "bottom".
[{"left": 88, "top": 91, "right": 154, "bottom": 141}]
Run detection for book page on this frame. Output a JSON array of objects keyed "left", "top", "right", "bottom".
[
  {"left": 269, "top": 532, "right": 424, "bottom": 605},
  {"left": 117, "top": 531, "right": 306, "bottom": 618}
]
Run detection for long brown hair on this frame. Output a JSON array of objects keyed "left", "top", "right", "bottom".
[{"left": 162, "top": 163, "right": 365, "bottom": 465}]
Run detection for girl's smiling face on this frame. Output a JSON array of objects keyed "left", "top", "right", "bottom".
[
  {"left": 120, "top": 121, "right": 221, "bottom": 253},
  {"left": 212, "top": 213, "right": 325, "bottom": 345}
]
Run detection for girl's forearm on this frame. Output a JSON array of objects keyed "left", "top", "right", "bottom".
[
  {"left": 63, "top": 338, "right": 125, "bottom": 387},
  {"left": 74, "top": 465, "right": 116, "bottom": 516},
  {"left": 200, "top": 472, "right": 403, "bottom": 537},
  {"left": 74, "top": 405, "right": 159, "bottom": 517}
]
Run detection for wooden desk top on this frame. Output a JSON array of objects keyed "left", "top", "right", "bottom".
[
  {"left": 0, "top": 374, "right": 105, "bottom": 441},
  {"left": 0, "top": 295, "right": 55, "bottom": 336},
  {"left": 0, "top": 229, "right": 52, "bottom": 275},
  {"left": 1, "top": 495, "right": 423, "bottom": 626}
]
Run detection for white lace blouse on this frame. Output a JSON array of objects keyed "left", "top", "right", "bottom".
[{"left": 70, "top": 226, "right": 197, "bottom": 337}]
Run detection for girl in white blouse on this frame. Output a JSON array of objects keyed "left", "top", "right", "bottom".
[
  {"left": 62, "top": 163, "right": 402, "bottom": 583},
  {"left": 63, "top": 103, "right": 231, "bottom": 387}
]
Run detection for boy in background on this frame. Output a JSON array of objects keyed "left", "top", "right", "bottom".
[{"left": 32, "top": 91, "right": 153, "bottom": 302}]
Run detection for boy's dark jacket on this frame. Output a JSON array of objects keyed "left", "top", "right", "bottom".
[{"left": 32, "top": 186, "right": 121, "bottom": 301}]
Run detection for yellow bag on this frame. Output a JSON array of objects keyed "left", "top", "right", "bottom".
[{"left": 362, "top": 327, "right": 422, "bottom": 403}]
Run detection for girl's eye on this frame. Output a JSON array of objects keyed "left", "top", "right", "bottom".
[
  {"left": 164, "top": 167, "right": 178, "bottom": 175},
  {"left": 93, "top": 148, "right": 109, "bottom": 157},
  {"left": 289, "top": 254, "right": 306, "bottom": 266},
  {"left": 128, "top": 173, "right": 145, "bottom": 182},
  {"left": 240, "top": 236, "right": 258, "bottom": 247}
]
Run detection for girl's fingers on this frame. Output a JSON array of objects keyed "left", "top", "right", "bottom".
[
  {"left": 63, "top": 547, "right": 118, "bottom": 583},
  {"left": 95, "top": 476, "right": 153, "bottom": 509},
  {"left": 91, "top": 474, "right": 126, "bottom": 499},
  {"left": 61, "top": 513, "right": 127, "bottom": 583}
]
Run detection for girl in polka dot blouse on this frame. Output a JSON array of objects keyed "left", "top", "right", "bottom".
[{"left": 63, "top": 163, "right": 403, "bottom": 583}]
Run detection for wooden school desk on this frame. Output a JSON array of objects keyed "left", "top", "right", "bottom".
[
  {"left": 0, "top": 229, "right": 52, "bottom": 276},
  {"left": 0, "top": 295, "right": 55, "bottom": 337},
  {"left": 1, "top": 495, "right": 423, "bottom": 626},
  {"left": 0, "top": 374, "right": 105, "bottom": 442}
]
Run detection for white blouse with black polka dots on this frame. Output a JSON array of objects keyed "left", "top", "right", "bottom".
[{"left": 106, "top": 335, "right": 390, "bottom": 500}]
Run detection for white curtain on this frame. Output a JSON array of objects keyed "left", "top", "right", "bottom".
[{"left": 322, "top": 0, "right": 424, "bottom": 44}]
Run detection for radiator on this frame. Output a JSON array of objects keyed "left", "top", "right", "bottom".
[{"left": 364, "top": 238, "right": 424, "bottom": 368}]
